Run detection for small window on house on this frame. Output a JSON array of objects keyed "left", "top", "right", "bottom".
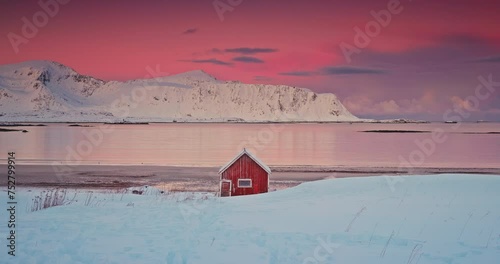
[{"left": 238, "top": 179, "right": 252, "bottom": 188}]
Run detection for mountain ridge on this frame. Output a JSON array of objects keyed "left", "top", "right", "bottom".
[{"left": 0, "top": 60, "right": 362, "bottom": 122}]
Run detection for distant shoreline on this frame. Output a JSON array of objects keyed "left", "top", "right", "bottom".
[
  {"left": 0, "top": 164, "right": 498, "bottom": 191},
  {"left": 3, "top": 121, "right": 499, "bottom": 125}
]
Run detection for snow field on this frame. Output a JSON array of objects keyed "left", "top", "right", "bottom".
[{"left": 0, "top": 174, "right": 499, "bottom": 263}]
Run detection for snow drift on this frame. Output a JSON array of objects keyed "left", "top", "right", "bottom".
[
  {"left": 0, "top": 61, "right": 360, "bottom": 122},
  {"left": 1, "top": 174, "right": 499, "bottom": 263}
]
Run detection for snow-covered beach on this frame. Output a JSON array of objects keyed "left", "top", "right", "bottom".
[
  {"left": 1, "top": 174, "right": 499, "bottom": 263},
  {"left": 1, "top": 117, "right": 498, "bottom": 263}
]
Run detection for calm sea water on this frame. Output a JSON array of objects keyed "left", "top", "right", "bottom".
[{"left": 0, "top": 123, "right": 498, "bottom": 168}]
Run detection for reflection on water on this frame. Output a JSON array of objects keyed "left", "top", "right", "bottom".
[{"left": 0, "top": 123, "right": 498, "bottom": 168}]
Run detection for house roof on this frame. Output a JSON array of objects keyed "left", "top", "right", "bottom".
[{"left": 218, "top": 148, "right": 272, "bottom": 174}]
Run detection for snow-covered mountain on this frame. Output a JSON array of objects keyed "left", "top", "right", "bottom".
[{"left": 0, "top": 60, "right": 360, "bottom": 122}]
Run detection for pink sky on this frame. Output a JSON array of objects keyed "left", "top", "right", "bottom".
[{"left": 1, "top": 0, "right": 499, "bottom": 120}]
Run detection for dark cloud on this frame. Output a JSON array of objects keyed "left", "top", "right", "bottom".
[
  {"left": 180, "top": 58, "right": 232, "bottom": 66},
  {"left": 278, "top": 71, "right": 316, "bottom": 77},
  {"left": 354, "top": 33, "right": 498, "bottom": 67},
  {"left": 232, "top": 56, "right": 264, "bottom": 63},
  {"left": 182, "top": 28, "right": 198, "bottom": 34},
  {"left": 225, "top": 47, "right": 278, "bottom": 55},
  {"left": 467, "top": 55, "right": 500, "bottom": 63},
  {"left": 279, "top": 66, "right": 385, "bottom": 77},
  {"left": 439, "top": 33, "right": 490, "bottom": 47},
  {"left": 320, "top": 66, "right": 386, "bottom": 75},
  {"left": 210, "top": 48, "right": 223, "bottom": 54},
  {"left": 254, "top": 76, "right": 273, "bottom": 81}
]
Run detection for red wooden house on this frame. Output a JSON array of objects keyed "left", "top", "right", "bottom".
[{"left": 219, "top": 148, "right": 271, "bottom": 197}]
